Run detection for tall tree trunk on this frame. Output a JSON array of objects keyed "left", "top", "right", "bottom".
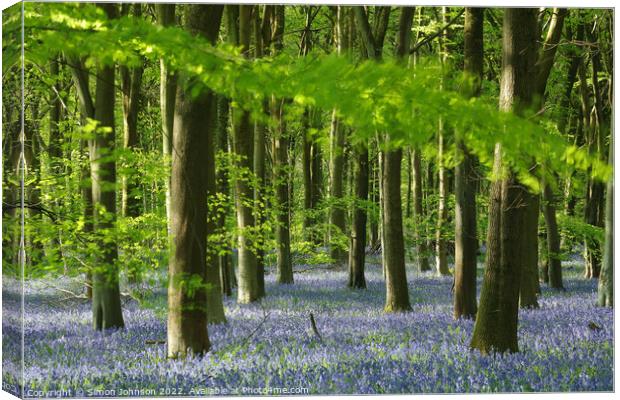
[
  {"left": 156, "top": 4, "right": 177, "bottom": 234},
  {"left": 471, "top": 8, "right": 538, "bottom": 354},
  {"left": 216, "top": 95, "right": 232, "bottom": 297},
  {"left": 348, "top": 144, "right": 368, "bottom": 289},
  {"left": 412, "top": 150, "right": 430, "bottom": 271},
  {"left": 120, "top": 3, "right": 144, "bottom": 220},
  {"left": 273, "top": 98, "right": 293, "bottom": 284},
  {"left": 234, "top": 5, "right": 260, "bottom": 303},
  {"left": 329, "top": 112, "right": 347, "bottom": 264},
  {"left": 534, "top": 8, "right": 567, "bottom": 290},
  {"left": 380, "top": 6, "right": 413, "bottom": 311},
  {"left": 435, "top": 6, "right": 450, "bottom": 277},
  {"left": 90, "top": 4, "right": 124, "bottom": 331},
  {"left": 454, "top": 7, "right": 482, "bottom": 320},
  {"left": 435, "top": 129, "right": 450, "bottom": 276},
  {"left": 598, "top": 135, "right": 613, "bottom": 307},
  {"left": 253, "top": 8, "right": 267, "bottom": 298},
  {"left": 167, "top": 4, "right": 224, "bottom": 357}
]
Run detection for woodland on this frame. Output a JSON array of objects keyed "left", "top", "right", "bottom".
[{"left": 1, "top": 2, "right": 615, "bottom": 395}]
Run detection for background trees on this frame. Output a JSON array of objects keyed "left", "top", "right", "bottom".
[{"left": 4, "top": 4, "right": 613, "bottom": 364}]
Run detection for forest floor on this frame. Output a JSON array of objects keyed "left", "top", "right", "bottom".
[{"left": 2, "top": 258, "right": 613, "bottom": 395}]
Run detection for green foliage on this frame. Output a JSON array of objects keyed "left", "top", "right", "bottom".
[{"left": 9, "top": 2, "right": 610, "bottom": 189}]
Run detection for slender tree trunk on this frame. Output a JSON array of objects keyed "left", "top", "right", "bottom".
[
  {"left": 156, "top": 4, "right": 177, "bottom": 234},
  {"left": 598, "top": 135, "right": 613, "bottom": 307},
  {"left": 328, "top": 110, "right": 347, "bottom": 264},
  {"left": 234, "top": 5, "right": 260, "bottom": 303},
  {"left": 519, "top": 194, "right": 540, "bottom": 308},
  {"left": 273, "top": 98, "right": 294, "bottom": 284},
  {"left": 120, "top": 3, "right": 144, "bottom": 220},
  {"left": 205, "top": 93, "right": 226, "bottom": 324},
  {"left": 253, "top": 9, "right": 267, "bottom": 298},
  {"left": 454, "top": 7, "right": 482, "bottom": 320},
  {"left": 412, "top": 150, "right": 430, "bottom": 271},
  {"left": 435, "top": 129, "right": 449, "bottom": 276},
  {"left": 167, "top": 4, "right": 224, "bottom": 356},
  {"left": 542, "top": 183, "right": 563, "bottom": 289},
  {"left": 533, "top": 8, "right": 567, "bottom": 290},
  {"left": 216, "top": 95, "right": 232, "bottom": 297},
  {"left": 471, "top": 8, "right": 538, "bottom": 354}
]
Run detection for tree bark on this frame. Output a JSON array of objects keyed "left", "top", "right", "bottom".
[
  {"left": 454, "top": 7, "right": 482, "bottom": 320},
  {"left": 167, "top": 4, "right": 224, "bottom": 357},
  {"left": 471, "top": 8, "right": 538, "bottom": 354},
  {"left": 598, "top": 135, "right": 613, "bottom": 307},
  {"left": 273, "top": 98, "right": 293, "bottom": 284},
  {"left": 234, "top": 5, "right": 260, "bottom": 303},
  {"left": 412, "top": 149, "right": 430, "bottom": 271},
  {"left": 89, "top": 4, "right": 124, "bottom": 331},
  {"left": 156, "top": 4, "right": 177, "bottom": 234},
  {"left": 348, "top": 144, "right": 368, "bottom": 289},
  {"left": 380, "top": 6, "right": 413, "bottom": 311},
  {"left": 215, "top": 95, "right": 232, "bottom": 297},
  {"left": 120, "top": 3, "right": 144, "bottom": 220}
]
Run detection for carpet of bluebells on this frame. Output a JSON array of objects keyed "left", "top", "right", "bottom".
[{"left": 2, "top": 258, "right": 614, "bottom": 396}]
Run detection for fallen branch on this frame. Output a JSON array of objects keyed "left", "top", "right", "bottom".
[{"left": 309, "top": 312, "right": 323, "bottom": 342}]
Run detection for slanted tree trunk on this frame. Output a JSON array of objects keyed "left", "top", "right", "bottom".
[
  {"left": 167, "top": 4, "right": 224, "bottom": 357},
  {"left": 534, "top": 8, "right": 567, "bottom": 290},
  {"left": 234, "top": 5, "right": 260, "bottom": 303},
  {"left": 471, "top": 8, "right": 538, "bottom": 354},
  {"left": 454, "top": 7, "right": 482, "bottom": 320}
]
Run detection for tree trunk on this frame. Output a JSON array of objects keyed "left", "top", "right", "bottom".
[
  {"left": 348, "top": 144, "right": 368, "bottom": 289},
  {"left": 120, "top": 3, "right": 144, "bottom": 220},
  {"left": 534, "top": 8, "right": 567, "bottom": 291},
  {"left": 471, "top": 8, "right": 538, "bottom": 354},
  {"left": 598, "top": 136, "right": 613, "bottom": 307},
  {"left": 234, "top": 5, "right": 260, "bottom": 303},
  {"left": 90, "top": 5, "right": 124, "bottom": 332},
  {"left": 205, "top": 92, "right": 226, "bottom": 324},
  {"left": 435, "top": 129, "right": 450, "bottom": 276},
  {"left": 273, "top": 99, "right": 294, "bottom": 284},
  {"left": 412, "top": 149, "right": 430, "bottom": 271},
  {"left": 156, "top": 4, "right": 177, "bottom": 234},
  {"left": 542, "top": 183, "right": 563, "bottom": 289},
  {"left": 519, "top": 193, "right": 540, "bottom": 309},
  {"left": 454, "top": 7, "right": 482, "bottom": 320},
  {"left": 381, "top": 6, "right": 413, "bottom": 312},
  {"left": 216, "top": 95, "right": 232, "bottom": 297},
  {"left": 328, "top": 111, "right": 347, "bottom": 264},
  {"left": 167, "top": 4, "right": 224, "bottom": 357}
]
